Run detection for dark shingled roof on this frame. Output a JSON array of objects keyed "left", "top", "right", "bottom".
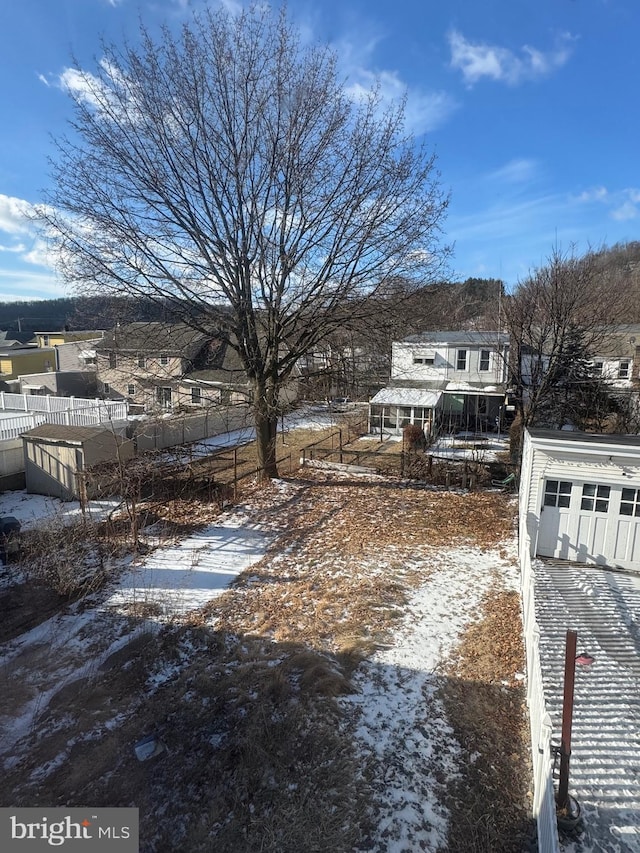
[
  {"left": 98, "top": 322, "right": 212, "bottom": 358},
  {"left": 402, "top": 331, "right": 510, "bottom": 346}
]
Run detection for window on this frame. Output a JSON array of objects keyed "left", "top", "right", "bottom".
[
  {"left": 191, "top": 387, "right": 202, "bottom": 404},
  {"left": 103, "top": 382, "right": 110, "bottom": 394},
  {"left": 127, "top": 384, "right": 135, "bottom": 396},
  {"left": 543, "top": 480, "right": 572, "bottom": 508},
  {"left": 479, "top": 349, "right": 491, "bottom": 372},
  {"left": 137, "top": 353, "right": 146, "bottom": 369},
  {"left": 109, "top": 351, "right": 117, "bottom": 369},
  {"left": 413, "top": 351, "right": 435, "bottom": 365},
  {"left": 383, "top": 407, "right": 397, "bottom": 429},
  {"left": 42, "top": 335, "right": 50, "bottom": 346},
  {"left": 592, "top": 360, "right": 604, "bottom": 376},
  {"left": 618, "top": 359, "right": 631, "bottom": 379},
  {"left": 456, "top": 349, "right": 467, "bottom": 371},
  {"left": 581, "top": 483, "right": 610, "bottom": 513},
  {"left": 160, "top": 353, "right": 169, "bottom": 366},
  {"left": 412, "top": 407, "right": 432, "bottom": 430},
  {"left": 620, "top": 488, "right": 640, "bottom": 517},
  {"left": 399, "top": 406, "right": 412, "bottom": 427}
]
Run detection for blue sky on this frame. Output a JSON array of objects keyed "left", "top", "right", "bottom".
[{"left": 0, "top": 0, "right": 638, "bottom": 302}]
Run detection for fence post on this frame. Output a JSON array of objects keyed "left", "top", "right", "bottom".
[
  {"left": 557, "top": 629, "right": 578, "bottom": 810},
  {"left": 339, "top": 428, "right": 343, "bottom": 464},
  {"left": 233, "top": 446, "right": 238, "bottom": 500}
]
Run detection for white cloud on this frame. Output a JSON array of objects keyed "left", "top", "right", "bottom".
[
  {"left": 575, "top": 186, "right": 640, "bottom": 221},
  {"left": 345, "top": 66, "right": 457, "bottom": 134},
  {"left": 448, "top": 30, "right": 574, "bottom": 87},
  {"left": 0, "top": 268, "right": 68, "bottom": 301},
  {"left": 486, "top": 158, "right": 538, "bottom": 184},
  {"left": 576, "top": 186, "right": 608, "bottom": 203},
  {"left": 337, "top": 31, "right": 457, "bottom": 135},
  {"left": 0, "top": 195, "right": 34, "bottom": 236},
  {"left": 612, "top": 201, "right": 639, "bottom": 221}
]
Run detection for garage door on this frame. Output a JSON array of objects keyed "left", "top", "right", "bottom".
[{"left": 538, "top": 480, "right": 640, "bottom": 569}]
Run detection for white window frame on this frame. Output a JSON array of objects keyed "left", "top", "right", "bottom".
[
  {"left": 456, "top": 349, "right": 467, "bottom": 371},
  {"left": 479, "top": 349, "right": 491, "bottom": 372},
  {"left": 618, "top": 359, "right": 631, "bottom": 379}
]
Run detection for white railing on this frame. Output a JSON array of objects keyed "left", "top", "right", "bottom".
[
  {"left": 521, "top": 537, "right": 560, "bottom": 853},
  {"left": 0, "top": 391, "right": 127, "bottom": 415},
  {"left": 0, "top": 401, "right": 128, "bottom": 440}
]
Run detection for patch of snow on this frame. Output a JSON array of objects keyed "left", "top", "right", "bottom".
[
  {"left": 340, "top": 546, "right": 515, "bottom": 851},
  {"left": 106, "top": 520, "right": 269, "bottom": 617}
]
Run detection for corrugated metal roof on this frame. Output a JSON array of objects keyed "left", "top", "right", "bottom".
[{"left": 370, "top": 387, "right": 442, "bottom": 407}]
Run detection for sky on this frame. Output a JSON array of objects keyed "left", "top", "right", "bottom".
[{"left": 0, "top": 0, "right": 638, "bottom": 303}]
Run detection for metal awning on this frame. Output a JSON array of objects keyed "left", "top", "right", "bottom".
[{"left": 370, "top": 387, "right": 442, "bottom": 408}]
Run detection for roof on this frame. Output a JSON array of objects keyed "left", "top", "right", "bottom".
[
  {"left": 22, "top": 424, "right": 111, "bottom": 443},
  {"left": 444, "top": 382, "right": 501, "bottom": 394},
  {"left": 35, "top": 330, "right": 105, "bottom": 342},
  {"left": 98, "top": 322, "right": 213, "bottom": 357},
  {"left": 528, "top": 428, "right": 640, "bottom": 448},
  {"left": 401, "top": 331, "right": 510, "bottom": 346},
  {"left": 185, "top": 339, "right": 252, "bottom": 385},
  {"left": 370, "top": 387, "right": 442, "bottom": 407},
  {"left": 0, "top": 331, "right": 34, "bottom": 347}
]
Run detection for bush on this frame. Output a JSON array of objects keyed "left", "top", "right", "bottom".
[{"left": 403, "top": 424, "right": 426, "bottom": 451}]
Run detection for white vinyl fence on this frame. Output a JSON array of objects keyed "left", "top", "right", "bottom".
[{"left": 521, "top": 535, "right": 560, "bottom": 853}]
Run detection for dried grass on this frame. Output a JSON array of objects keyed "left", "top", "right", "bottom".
[
  {"left": 440, "top": 584, "right": 534, "bottom": 853},
  {"left": 3, "top": 463, "right": 526, "bottom": 852}
]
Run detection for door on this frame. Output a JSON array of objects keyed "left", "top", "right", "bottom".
[
  {"left": 611, "top": 487, "right": 640, "bottom": 569},
  {"left": 538, "top": 479, "right": 574, "bottom": 559},
  {"left": 538, "top": 478, "right": 640, "bottom": 567},
  {"left": 156, "top": 386, "right": 172, "bottom": 409}
]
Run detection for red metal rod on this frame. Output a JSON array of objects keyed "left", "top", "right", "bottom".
[{"left": 557, "top": 629, "right": 578, "bottom": 810}]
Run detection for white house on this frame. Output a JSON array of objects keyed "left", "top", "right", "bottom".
[
  {"left": 520, "top": 428, "right": 640, "bottom": 570},
  {"left": 369, "top": 331, "right": 510, "bottom": 436}
]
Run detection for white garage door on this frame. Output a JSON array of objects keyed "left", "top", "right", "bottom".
[{"left": 538, "top": 480, "right": 640, "bottom": 569}]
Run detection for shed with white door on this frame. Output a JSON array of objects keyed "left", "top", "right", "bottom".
[{"left": 521, "top": 428, "right": 640, "bottom": 570}]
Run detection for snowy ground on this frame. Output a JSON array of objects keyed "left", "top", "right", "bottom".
[
  {"left": 340, "top": 546, "right": 520, "bottom": 852},
  {"left": 535, "top": 561, "right": 640, "bottom": 852},
  {"left": 1, "top": 469, "right": 522, "bottom": 850}
]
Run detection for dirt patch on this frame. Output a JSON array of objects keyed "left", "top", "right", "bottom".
[{"left": 0, "top": 583, "right": 70, "bottom": 643}]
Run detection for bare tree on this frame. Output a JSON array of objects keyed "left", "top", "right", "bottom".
[
  {"left": 504, "top": 246, "right": 630, "bottom": 430},
  {"left": 40, "top": 4, "right": 449, "bottom": 479}
]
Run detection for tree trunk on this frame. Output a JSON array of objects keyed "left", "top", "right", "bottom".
[{"left": 254, "top": 385, "right": 279, "bottom": 481}]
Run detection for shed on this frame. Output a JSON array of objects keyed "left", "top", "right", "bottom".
[
  {"left": 520, "top": 428, "right": 640, "bottom": 569},
  {"left": 22, "top": 423, "right": 134, "bottom": 500}
]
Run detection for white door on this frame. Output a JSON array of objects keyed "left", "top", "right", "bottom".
[
  {"left": 538, "top": 479, "right": 574, "bottom": 559},
  {"left": 538, "top": 479, "right": 640, "bottom": 568},
  {"left": 611, "top": 487, "right": 640, "bottom": 570}
]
